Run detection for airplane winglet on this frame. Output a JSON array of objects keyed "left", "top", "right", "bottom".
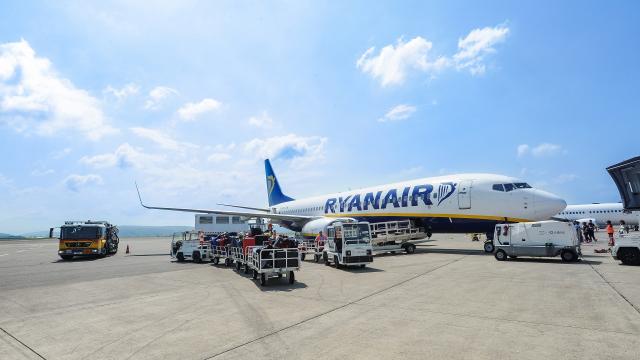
[{"left": 135, "top": 181, "right": 149, "bottom": 209}]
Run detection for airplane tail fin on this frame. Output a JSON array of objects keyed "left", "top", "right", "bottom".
[{"left": 264, "top": 159, "right": 294, "bottom": 207}]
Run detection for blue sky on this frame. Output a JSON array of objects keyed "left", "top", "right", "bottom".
[{"left": 1, "top": 1, "right": 638, "bottom": 233}]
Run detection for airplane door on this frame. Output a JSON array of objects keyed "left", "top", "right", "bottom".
[{"left": 458, "top": 180, "right": 472, "bottom": 209}]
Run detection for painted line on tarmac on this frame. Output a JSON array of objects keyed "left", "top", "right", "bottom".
[
  {"left": 203, "top": 256, "right": 466, "bottom": 359},
  {"left": 0, "top": 326, "right": 47, "bottom": 359},
  {"left": 589, "top": 263, "right": 640, "bottom": 316}
]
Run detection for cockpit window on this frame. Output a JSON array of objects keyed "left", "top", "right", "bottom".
[
  {"left": 503, "top": 183, "right": 515, "bottom": 192},
  {"left": 514, "top": 183, "right": 532, "bottom": 189},
  {"left": 492, "top": 184, "right": 505, "bottom": 192}
]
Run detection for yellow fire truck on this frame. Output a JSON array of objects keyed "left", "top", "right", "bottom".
[{"left": 55, "top": 221, "right": 119, "bottom": 260}]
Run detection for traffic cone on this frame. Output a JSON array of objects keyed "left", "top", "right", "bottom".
[{"left": 126, "top": 244, "right": 130, "bottom": 254}]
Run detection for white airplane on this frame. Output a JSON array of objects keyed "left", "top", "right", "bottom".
[
  {"left": 555, "top": 203, "right": 640, "bottom": 229},
  {"left": 137, "top": 159, "right": 566, "bottom": 252}
]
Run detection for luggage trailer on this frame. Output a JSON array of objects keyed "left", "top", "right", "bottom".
[
  {"left": 298, "top": 239, "right": 325, "bottom": 262},
  {"left": 246, "top": 246, "right": 300, "bottom": 286}
]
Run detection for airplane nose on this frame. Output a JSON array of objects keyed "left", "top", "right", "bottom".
[{"left": 534, "top": 190, "right": 567, "bottom": 219}]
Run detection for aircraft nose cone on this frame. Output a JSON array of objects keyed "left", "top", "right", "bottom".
[{"left": 535, "top": 190, "right": 567, "bottom": 219}]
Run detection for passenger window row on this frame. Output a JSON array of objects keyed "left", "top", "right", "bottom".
[{"left": 560, "top": 209, "right": 624, "bottom": 215}]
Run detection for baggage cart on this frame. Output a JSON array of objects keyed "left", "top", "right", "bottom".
[{"left": 246, "top": 246, "right": 300, "bottom": 286}]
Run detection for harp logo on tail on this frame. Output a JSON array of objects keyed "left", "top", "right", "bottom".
[
  {"left": 266, "top": 175, "right": 276, "bottom": 197},
  {"left": 437, "top": 182, "right": 457, "bottom": 206}
]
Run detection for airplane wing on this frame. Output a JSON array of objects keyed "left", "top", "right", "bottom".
[
  {"left": 216, "top": 203, "right": 270, "bottom": 212},
  {"left": 136, "top": 184, "right": 312, "bottom": 222}
]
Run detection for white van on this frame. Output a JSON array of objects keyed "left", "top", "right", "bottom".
[{"left": 493, "top": 221, "right": 581, "bottom": 262}]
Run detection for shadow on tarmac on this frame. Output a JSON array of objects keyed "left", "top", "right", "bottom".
[
  {"left": 51, "top": 256, "right": 108, "bottom": 263},
  {"left": 414, "top": 246, "right": 487, "bottom": 256},
  {"left": 498, "top": 258, "right": 602, "bottom": 265}
]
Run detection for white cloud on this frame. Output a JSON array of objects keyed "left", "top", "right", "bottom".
[
  {"left": 554, "top": 174, "right": 577, "bottom": 184},
  {"left": 357, "top": 24, "right": 509, "bottom": 86},
  {"left": 51, "top": 147, "right": 72, "bottom": 159},
  {"left": 130, "top": 127, "right": 196, "bottom": 151},
  {"left": 517, "top": 143, "right": 564, "bottom": 157},
  {"left": 64, "top": 174, "right": 103, "bottom": 191},
  {"left": 517, "top": 144, "right": 530, "bottom": 157},
  {"left": 248, "top": 111, "right": 274, "bottom": 128},
  {"left": 0, "top": 173, "right": 11, "bottom": 187},
  {"left": 80, "top": 143, "right": 161, "bottom": 169},
  {"left": 144, "top": 86, "right": 178, "bottom": 110},
  {"left": 378, "top": 104, "right": 416, "bottom": 122},
  {"left": 244, "top": 134, "right": 327, "bottom": 168},
  {"left": 208, "top": 153, "right": 231, "bottom": 162},
  {"left": 177, "top": 98, "right": 221, "bottom": 121},
  {"left": 356, "top": 37, "right": 449, "bottom": 86},
  {"left": 453, "top": 25, "right": 510, "bottom": 75},
  {"left": 0, "top": 40, "right": 117, "bottom": 140},
  {"left": 103, "top": 83, "right": 139, "bottom": 101},
  {"left": 31, "top": 168, "right": 55, "bottom": 176},
  {"left": 532, "top": 143, "right": 562, "bottom": 157}
]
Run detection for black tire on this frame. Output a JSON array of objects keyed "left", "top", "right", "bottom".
[
  {"left": 212, "top": 257, "right": 219, "bottom": 265},
  {"left": 252, "top": 269, "right": 258, "bottom": 279},
  {"left": 561, "top": 250, "right": 576, "bottom": 262},
  {"left": 260, "top": 273, "right": 267, "bottom": 286},
  {"left": 176, "top": 252, "right": 185, "bottom": 262},
  {"left": 225, "top": 258, "right": 231, "bottom": 267},
  {"left": 323, "top": 252, "right": 330, "bottom": 266},
  {"left": 405, "top": 244, "right": 416, "bottom": 254},
  {"left": 618, "top": 248, "right": 640, "bottom": 266},
  {"left": 193, "top": 251, "right": 202, "bottom": 263},
  {"left": 60, "top": 255, "right": 73, "bottom": 261},
  {"left": 300, "top": 253, "right": 306, "bottom": 261},
  {"left": 494, "top": 249, "right": 507, "bottom": 261},
  {"left": 484, "top": 242, "right": 495, "bottom": 253},
  {"left": 236, "top": 261, "right": 241, "bottom": 271},
  {"left": 334, "top": 255, "right": 340, "bottom": 269},
  {"left": 244, "top": 263, "right": 249, "bottom": 274},
  {"left": 288, "top": 271, "right": 295, "bottom": 284},
  {"left": 360, "top": 264, "right": 366, "bottom": 268},
  {"left": 314, "top": 254, "right": 319, "bottom": 263}
]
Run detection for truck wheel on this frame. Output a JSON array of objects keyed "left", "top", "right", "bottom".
[
  {"left": 235, "top": 261, "right": 241, "bottom": 271},
  {"left": 300, "top": 253, "right": 306, "bottom": 261},
  {"left": 334, "top": 255, "right": 340, "bottom": 269},
  {"left": 288, "top": 271, "right": 295, "bottom": 284},
  {"left": 494, "top": 249, "right": 507, "bottom": 261},
  {"left": 212, "top": 257, "right": 219, "bottom": 265},
  {"left": 176, "top": 253, "right": 185, "bottom": 262},
  {"left": 260, "top": 273, "right": 267, "bottom": 286},
  {"left": 484, "top": 242, "right": 495, "bottom": 253},
  {"left": 405, "top": 244, "right": 416, "bottom": 254},
  {"left": 244, "top": 263, "right": 249, "bottom": 274},
  {"left": 60, "top": 255, "right": 73, "bottom": 261},
  {"left": 225, "top": 258, "right": 231, "bottom": 267},
  {"left": 619, "top": 248, "right": 640, "bottom": 265},
  {"left": 193, "top": 251, "right": 202, "bottom": 263},
  {"left": 314, "top": 254, "right": 319, "bottom": 263},
  {"left": 360, "top": 264, "right": 366, "bottom": 268},
  {"left": 252, "top": 269, "right": 258, "bottom": 279},
  {"left": 561, "top": 250, "right": 576, "bottom": 262},
  {"left": 323, "top": 252, "right": 330, "bottom": 266}
]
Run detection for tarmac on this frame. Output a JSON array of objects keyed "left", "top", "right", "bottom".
[{"left": 1, "top": 233, "right": 639, "bottom": 359}]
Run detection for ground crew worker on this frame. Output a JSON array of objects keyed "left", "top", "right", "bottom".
[
  {"left": 315, "top": 231, "right": 326, "bottom": 249},
  {"left": 574, "top": 221, "right": 583, "bottom": 243},
  {"left": 587, "top": 220, "right": 597, "bottom": 243},
  {"left": 606, "top": 221, "right": 615, "bottom": 247}
]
